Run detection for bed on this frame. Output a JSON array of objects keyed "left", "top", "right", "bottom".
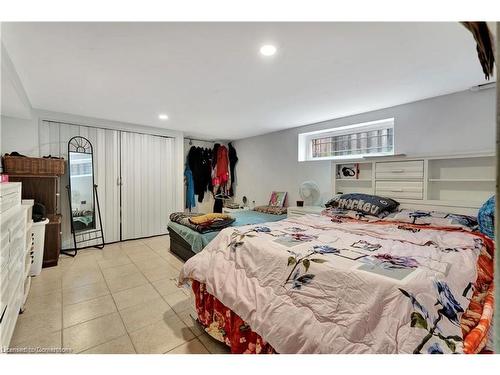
[
  {"left": 178, "top": 208, "right": 494, "bottom": 354},
  {"left": 168, "top": 210, "right": 287, "bottom": 261}
]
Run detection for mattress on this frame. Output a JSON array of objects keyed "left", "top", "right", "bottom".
[
  {"left": 179, "top": 212, "right": 494, "bottom": 354},
  {"left": 167, "top": 210, "right": 286, "bottom": 253}
]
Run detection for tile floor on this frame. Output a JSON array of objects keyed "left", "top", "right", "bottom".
[{"left": 9, "top": 235, "right": 230, "bottom": 354}]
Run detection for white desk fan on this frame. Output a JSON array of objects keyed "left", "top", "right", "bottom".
[{"left": 299, "top": 181, "right": 321, "bottom": 206}]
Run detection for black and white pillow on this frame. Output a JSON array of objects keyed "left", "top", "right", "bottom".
[{"left": 325, "top": 193, "right": 399, "bottom": 217}]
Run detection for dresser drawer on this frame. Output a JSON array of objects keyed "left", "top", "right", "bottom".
[
  {"left": 376, "top": 181, "right": 423, "bottom": 200},
  {"left": 0, "top": 183, "right": 21, "bottom": 214},
  {"left": 375, "top": 160, "right": 424, "bottom": 180}
]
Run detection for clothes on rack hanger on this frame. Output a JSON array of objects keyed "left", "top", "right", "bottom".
[
  {"left": 185, "top": 142, "right": 238, "bottom": 209},
  {"left": 228, "top": 142, "right": 238, "bottom": 197},
  {"left": 187, "top": 146, "right": 212, "bottom": 203},
  {"left": 185, "top": 166, "right": 196, "bottom": 211}
]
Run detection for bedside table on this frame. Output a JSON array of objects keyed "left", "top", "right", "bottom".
[
  {"left": 223, "top": 207, "right": 250, "bottom": 214},
  {"left": 287, "top": 206, "right": 324, "bottom": 218}
]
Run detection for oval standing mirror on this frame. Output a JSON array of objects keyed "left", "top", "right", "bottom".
[{"left": 66, "top": 136, "right": 104, "bottom": 254}]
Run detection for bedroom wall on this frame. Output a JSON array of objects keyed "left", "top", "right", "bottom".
[
  {"left": 0, "top": 115, "right": 39, "bottom": 158},
  {"left": 232, "top": 88, "right": 496, "bottom": 207},
  {"left": 2, "top": 113, "right": 186, "bottom": 216}
]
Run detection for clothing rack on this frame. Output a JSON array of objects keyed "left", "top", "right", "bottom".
[{"left": 186, "top": 137, "right": 216, "bottom": 145}]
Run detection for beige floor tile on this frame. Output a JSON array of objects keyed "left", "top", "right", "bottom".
[
  {"left": 62, "top": 263, "right": 100, "bottom": 278},
  {"left": 141, "top": 263, "right": 178, "bottom": 282},
  {"left": 35, "top": 266, "right": 64, "bottom": 281},
  {"left": 62, "top": 268, "right": 105, "bottom": 290},
  {"left": 63, "top": 295, "right": 117, "bottom": 328},
  {"left": 97, "top": 255, "right": 131, "bottom": 270},
  {"left": 152, "top": 247, "right": 170, "bottom": 258},
  {"left": 167, "top": 338, "right": 209, "bottom": 354},
  {"left": 112, "top": 283, "right": 161, "bottom": 310},
  {"left": 11, "top": 306, "right": 62, "bottom": 345},
  {"left": 104, "top": 271, "right": 148, "bottom": 293},
  {"left": 128, "top": 249, "right": 162, "bottom": 264},
  {"left": 95, "top": 246, "right": 127, "bottom": 258},
  {"left": 133, "top": 256, "right": 172, "bottom": 272},
  {"left": 163, "top": 253, "right": 184, "bottom": 271},
  {"left": 163, "top": 289, "right": 193, "bottom": 313},
  {"left": 29, "top": 276, "right": 62, "bottom": 296},
  {"left": 122, "top": 245, "right": 151, "bottom": 255},
  {"left": 81, "top": 334, "right": 136, "bottom": 354},
  {"left": 63, "top": 280, "right": 110, "bottom": 306},
  {"left": 101, "top": 263, "right": 139, "bottom": 279},
  {"left": 176, "top": 308, "right": 205, "bottom": 337},
  {"left": 76, "top": 249, "right": 101, "bottom": 258},
  {"left": 129, "top": 314, "right": 194, "bottom": 354},
  {"left": 24, "top": 290, "right": 62, "bottom": 311},
  {"left": 119, "top": 297, "right": 176, "bottom": 333},
  {"left": 8, "top": 330, "right": 63, "bottom": 354},
  {"left": 144, "top": 236, "right": 169, "bottom": 252},
  {"left": 181, "top": 285, "right": 192, "bottom": 296},
  {"left": 198, "top": 333, "right": 231, "bottom": 354},
  {"left": 152, "top": 278, "right": 184, "bottom": 297},
  {"left": 66, "top": 255, "right": 100, "bottom": 270},
  {"left": 63, "top": 312, "right": 126, "bottom": 353},
  {"left": 58, "top": 256, "right": 76, "bottom": 269},
  {"left": 119, "top": 240, "right": 146, "bottom": 249}
]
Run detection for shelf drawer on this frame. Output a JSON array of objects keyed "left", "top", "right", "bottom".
[
  {"left": 375, "top": 160, "right": 424, "bottom": 180},
  {"left": 376, "top": 181, "right": 423, "bottom": 200},
  {"left": 0, "top": 183, "right": 21, "bottom": 214}
]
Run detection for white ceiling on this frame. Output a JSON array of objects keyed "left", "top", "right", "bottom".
[{"left": 1, "top": 22, "right": 493, "bottom": 140}]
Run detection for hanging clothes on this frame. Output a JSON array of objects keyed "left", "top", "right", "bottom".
[
  {"left": 184, "top": 166, "right": 196, "bottom": 210},
  {"left": 212, "top": 143, "right": 220, "bottom": 167},
  {"left": 187, "top": 146, "right": 208, "bottom": 202},
  {"left": 228, "top": 142, "right": 238, "bottom": 197},
  {"left": 213, "top": 187, "right": 224, "bottom": 213},
  {"left": 216, "top": 145, "right": 229, "bottom": 185},
  {"left": 202, "top": 148, "right": 213, "bottom": 196}
]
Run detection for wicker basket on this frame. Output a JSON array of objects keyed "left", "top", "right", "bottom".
[{"left": 2, "top": 155, "right": 65, "bottom": 176}]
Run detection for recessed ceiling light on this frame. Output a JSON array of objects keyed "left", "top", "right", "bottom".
[
  {"left": 259, "top": 44, "right": 277, "bottom": 57},
  {"left": 158, "top": 114, "right": 169, "bottom": 120}
]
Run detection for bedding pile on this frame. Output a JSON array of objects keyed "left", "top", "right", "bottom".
[
  {"left": 169, "top": 212, "right": 235, "bottom": 233},
  {"left": 179, "top": 210, "right": 494, "bottom": 354},
  {"left": 253, "top": 205, "right": 288, "bottom": 215}
]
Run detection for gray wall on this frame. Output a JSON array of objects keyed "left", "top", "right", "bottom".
[{"left": 233, "top": 89, "right": 496, "bottom": 207}]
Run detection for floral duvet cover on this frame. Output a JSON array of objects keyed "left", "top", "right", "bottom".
[{"left": 179, "top": 213, "right": 494, "bottom": 354}]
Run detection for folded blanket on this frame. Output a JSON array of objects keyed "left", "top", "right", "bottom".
[
  {"left": 254, "top": 205, "right": 288, "bottom": 215},
  {"left": 169, "top": 212, "right": 235, "bottom": 233},
  {"left": 189, "top": 213, "right": 232, "bottom": 225}
]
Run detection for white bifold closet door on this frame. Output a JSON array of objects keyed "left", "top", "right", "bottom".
[
  {"left": 39, "top": 121, "right": 120, "bottom": 249},
  {"left": 120, "top": 132, "right": 175, "bottom": 240}
]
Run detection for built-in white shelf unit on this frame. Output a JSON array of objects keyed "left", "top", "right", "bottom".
[{"left": 332, "top": 153, "right": 495, "bottom": 214}]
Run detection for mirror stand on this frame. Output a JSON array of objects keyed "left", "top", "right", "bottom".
[
  {"left": 61, "top": 184, "right": 105, "bottom": 257},
  {"left": 62, "top": 136, "right": 105, "bottom": 257}
]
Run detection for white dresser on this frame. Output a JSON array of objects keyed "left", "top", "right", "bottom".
[
  {"left": 287, "top": 206, "right": 324, "bottom": 218},
  {"left": 0, "top": 182, "right": 33, "bottom": 348}
]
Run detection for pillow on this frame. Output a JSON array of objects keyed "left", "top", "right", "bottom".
[
  {"left": 384, "top": 209, "right": 478, "bottom": 231},
  {"left": 325, "top": 193, "right": 399, "bottom": 217},
  {"left": 478, "top": 196, "right": 494, "bottom": 239},
  {"left": 321, "top": 207, "right": 381, "bottom": 222},
  {"left": 254, "top": 205, "right": 287, "bottom": 215}
]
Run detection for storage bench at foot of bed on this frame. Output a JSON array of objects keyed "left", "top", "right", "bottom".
[{"left": 168, "top": 226, "right": 196, "bottom": 262}]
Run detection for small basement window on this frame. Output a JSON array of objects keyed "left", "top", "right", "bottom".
[{"left": 298, "top": 118, "right": 394, "bottom": 161}]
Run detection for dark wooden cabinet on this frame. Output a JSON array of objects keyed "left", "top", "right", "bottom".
[
  {"left": 8, "top": 175, "right": 62, "bottom": 268},
  {"left": 44, "top": 214, "right": 62, "bottom": 267},
  {"left": 8, "top": 175, "right": 59, "bottom": 214}
]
